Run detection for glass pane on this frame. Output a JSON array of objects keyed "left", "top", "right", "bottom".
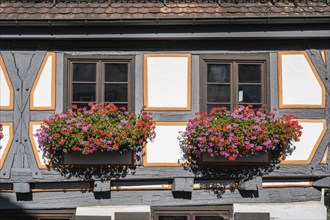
[
  {"left": 196, "top": 217, "right": 225, "bottom": 220},
  {"left": 72, "top": 63, "right": 96, "bottom": 81},
  {"left": 159, "top": 217, "right": 188, "bottom": 220},
  {"left": 238, "top": 64, "right": 261, "bottom": 83},
  {"left": 207, "top": 104, "right": 230, "bottom": 112},
  {"left": 72, "top": 83, "right": 96, "bottom": 102},
  {"left": 104, "top": 63, "right": 128, "bottom": 82},
  {"left": 207, "top": 85, "right": 230, "bottom": 102},
  {"left": 104, "top": 84, "right": 128, "bottom": 102},
  {"left": 207, "top": 64, "right": 230, "bottom": 83},
  {"left": 238, "top": 85, "right": 261, "bottom": 103}
]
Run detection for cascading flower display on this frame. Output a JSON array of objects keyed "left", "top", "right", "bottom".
[
  {"left": 0, "top": 123, "right": 3, "bottom": 140},
  {"left": 179, "top": 105, "right": 302, "bottom": 161},
  {"left": 35, "top": 103, "right": 156, "bottom": 154}
]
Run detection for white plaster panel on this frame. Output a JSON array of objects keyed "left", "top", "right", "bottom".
[
  {"left": 234, "top": 201, "right": 326, "bottom": 220},
  {"left": 146, "top": 124, "right": 185, "bottom": 164},
  {"left": 284, "top": 121, "right": 324, "bottom": 161},
  {"left": 31, "top": 123, "right": 48, "bottom": 166},
  {"left": 33, "top": 55, "right": 53, "bottom": 107},
  {"left": 0, "top": 125, "right": 11, "bottom": 161},
  {"left": 0, "top": 65, "right": 11, "bottom": 107},
  {"left": 281, "top": 54, "right": 323, "bottom": 105},
  {"left": 147, "top": 57, "right": 188, "bottom": 108}
]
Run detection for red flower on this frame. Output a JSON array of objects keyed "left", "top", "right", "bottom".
[{"left": 228, "top": 156, "right": 236, "bottom": 161}]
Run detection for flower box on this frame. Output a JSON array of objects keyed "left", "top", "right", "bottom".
[
  {"left": 35, "top": 103, "right": 155, "bottom": 168},
  {"left": 179, "top": 105, "right": 302, "bottom": 164},
  {"left": 63, "top": 150, "right": 134, "bottom": 168},
  {"left": 200, "top": 151, "right": 270, "bottom": 165}
]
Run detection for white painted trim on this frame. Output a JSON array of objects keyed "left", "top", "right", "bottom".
[
  {"left": 76, "top": 205, "right": 151, "bottom": 217},
  {"left": 234, "top": 201, "right": 326, "bottom": 220}
]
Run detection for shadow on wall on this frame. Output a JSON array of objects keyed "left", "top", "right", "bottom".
[
  {"left": 0, "top": 194, "right": 76, "bottom": 219},
  {"left": 0, "top": 193, "right": 34, "bottom": 220},
  {"left": 45, "top": 146, "right": 144, "bottom": 181},
  {"left": 181, "top": 146, "right": 296, "bottom": 198}
]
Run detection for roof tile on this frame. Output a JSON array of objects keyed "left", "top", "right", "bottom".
[
  {"left": 55, "top": 3, "right": 67, "bottom": 8},
  {"left": 48, "top": 7, "right": 60, "bottom": 14},
  {"left": 94, "top": 8, "right": 106, "bottom": 14},
  {"left": 82, "top": 7, "right": 94, "bottom": 14},
  {"left": 227, "top": 7, "right": 240, "bottom": 13},
  {"left": 105, "top": 7, "right": 114, "bottom": 14},
  {"left": 26, "top": 8, "right": 39, "bottom": 14},
  {"left": 139, "top": 7, "right": 150, "bottom": 14},
  {"left": 59, "top": 8, "right": 72, "bottom": 14},
  {"left": 0, "top": 1, "right": 329, "bottom": 21},
  {"left": 149, "top": 8, "right": 161, "bottom": 13},
  {"left": 71, "top": 8, "right": 83, "bottom": 14},
  {"left": 160, "top": 7, "right": 171, "bottom": 13},
  {"left": 115, "top": 7, "right": 127, "bottom": 13}
]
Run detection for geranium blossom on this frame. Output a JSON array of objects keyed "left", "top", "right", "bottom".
[
  {"left": 179, "top": 105, "right": 302, "bottom": 160},
  {"left": 35, "top": 103, "right": 156, "bottom": 154}
]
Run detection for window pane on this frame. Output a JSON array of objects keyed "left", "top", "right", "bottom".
[
  {"left": 104, "top": 84, "right": 128, "bottom": 102},
  {"left": 207, "top": 85, "right": 230, "bottom": 102},
  {"left": 159, "top": 217, "right": 188, "bottom": 220},
  {"left": 207, "top": 64, "right": 230, "bottom": 83},
  {"left": 72, "top": 83, "right": 96, "bottom": 102},
  {"left": 196, "top": 217, "right": 225, "bottom": 220},
  {"left": 207, "top": 104, "right": 230, "bottom": 112},
  {"left": 104, "top": 63, "right": 128, "bottom": 82},
  {"left": 238, "top": 64, "right": 261, "bottom": 83},
  {"left": 238, "top": 85, "right": 261, "bottom": 103},
  {"left": 72, "top": 63, "right": 96, "bottom": 81}
]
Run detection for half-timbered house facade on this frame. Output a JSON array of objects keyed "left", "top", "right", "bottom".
[{"left": 0, "top": 0, "right": 329, "bottom": 219}]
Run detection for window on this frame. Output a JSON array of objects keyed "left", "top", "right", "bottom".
[
  {"left": 152, "top": 206, "right": 232, "bottom": 220},
  {"left": 201, "top": 54, "right": 269, "bottom": 112},
  {"left": 66, "top": 56, "right": 134, "bottom": 111}
]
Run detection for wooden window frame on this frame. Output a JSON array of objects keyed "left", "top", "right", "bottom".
[
  {"left": 152, "top": 206, "right": 233, "bottom": 220},
  {"left": 64, "top": 55, "right": 135, "bottom": 112},
  {"left": 200, "top": 54, "right": 270, "bottom": 112}
]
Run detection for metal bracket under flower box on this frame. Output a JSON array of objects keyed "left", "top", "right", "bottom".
[
  {"left": 62, "top": 151, "right": 135, "bottom": 168},
  {"left": 200, "top": 152, "right": 271, "bottom": 166}
]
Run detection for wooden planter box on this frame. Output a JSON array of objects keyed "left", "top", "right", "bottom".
[
  {"left": 63, "top": 150, "right": 134, "bottom": 168},
  {"left": 200, "top": 151, "right": 271, "bottom": 166}
]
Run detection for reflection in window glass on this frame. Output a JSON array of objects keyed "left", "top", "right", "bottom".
[
  {"left": 72, "top": 83, "right": 96, "bottom": 102},
  {"left": 104, "top": 63, "right": 128, "bottom": 82},
  {"left": 72, "top": 63, "right": 96, "bottom": 82},
  {"left": 69, "top": 58, "right": 132, "bottom": 111},
  {"left": 207, "top": 64, "right": 231, "bottom": 83},
  {"left": 104, "top": 84, "right": 128, "bottom": 102},
  {"left": 207, "top": 85, "right": 230, "bottom": 102},
  {"left": 238, "top": 64, "right": 261, "bottom": 83},
  {"left": 202, "top": 57, "right": 266, "bottom": 112},
  {"left": 238, "top": 85, "right": 261, "bottom": 103}
]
